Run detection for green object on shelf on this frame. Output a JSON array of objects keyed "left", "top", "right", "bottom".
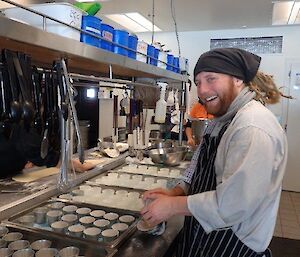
[{"left": 74, "top": 2, "right": 102, "bottom": 16}]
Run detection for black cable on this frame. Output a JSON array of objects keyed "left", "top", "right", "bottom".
[
  {"left": 151, "top": 0, "right": 155, "bottom": 45},
  {"left": 170, "top": 0, "right": 181, "bottom": 57}
]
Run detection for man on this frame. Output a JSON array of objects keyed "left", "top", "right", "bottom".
[
  {"left": 185, "top": 102, "right": 214, "bottom": 146},
  {"left": 141, "top": 48, "right": 288, "bottom": 257}
]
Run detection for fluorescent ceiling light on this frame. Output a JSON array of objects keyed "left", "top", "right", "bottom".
[
  {"left": 272, "top": 1, "right": 300, "bottom": 25},
  {"left": 76, "top": 0, "right": 111, "bottom": 2},
  {"left": 288, "top": 1, "right": 300, "bottom": 24},
  {"left": 106, "top": 12, "right": 162, "bottom": 32}
]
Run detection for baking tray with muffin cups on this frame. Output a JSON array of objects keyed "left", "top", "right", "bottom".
[
  {"left": 4, "top": 198, "right": 139, "bottom": 249},
  {"left": 115, "top": 163, "right": 184, "bottom": 178},
  {"left": 87, "top": 170, "right": 174, "bottom": 190},
  {"left": 59, "top": 184, "right": 145, "bottom": 212},
  {"left": 0, "top": 222, "right": 116, "bottom": 257}
]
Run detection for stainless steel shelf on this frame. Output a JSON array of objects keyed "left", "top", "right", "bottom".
[{"left": 0, "top": 16, "right": 188, "bottom": 82}]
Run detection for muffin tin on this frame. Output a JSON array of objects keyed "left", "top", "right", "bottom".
[
  {"left": 5, "top": 199, "right": 138, "bottom": 249},
  {"left": 119, "top": 164, "right": 182, "bottom": 178},
  {"left": 0, "top": 223, "right": 115, "bottom": 257},
  {"left": 60, "top": 185, "right": 144, "bottom": 212},
  {"left": 90, "top": 171, "right": 169, "bottom": 190}
]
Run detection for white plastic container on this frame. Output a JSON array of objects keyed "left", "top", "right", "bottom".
[
  {"left": 154, "top": 82, "right": 168, "bottom": 123},
  {"left": 136, "top": 41, "right": 148, "bottom": 63},
  {"left": 179, "top": 56, "right": 189, "bottom": 72},
  {"left": 157, "top": 51, "right": 167, "bottom": 69},
  {"left": 3, "top": 3, "right": 85, "bottom": 41}
]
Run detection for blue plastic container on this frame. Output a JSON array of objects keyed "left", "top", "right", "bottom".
[
  {"left": 167, "top": 54, "right": 174, "bottom": 71},
  {"left": 173, "top": 57, "right": 180, "bottom": 73},
  {"left": 128, "top": 34, "right": 138, "bottom": 59},
  {"left": 100, "top": 23, "right": 114, "bottom": 51},
  {"left": 147, "top": 45, "right": 155, "bottom": 65},
  {"left": 153, "top": 48, "right": 159, "bottom": 66},
  {"left": 81, "top": 15, "right": 102, "bottom": 48},
  {"left": 113, "top": 30, "right": 129, "bottom": 56}
]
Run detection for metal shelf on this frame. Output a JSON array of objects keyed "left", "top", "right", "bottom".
[{"left": 0, "top": 16, "right": 188, "bottom": 82}]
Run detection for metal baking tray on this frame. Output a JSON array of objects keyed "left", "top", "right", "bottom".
[
  {"left": 114, "top": 164, "right": 185, "bottom": 178},
  {"left": 0, "top": 223, "right": 116, "bottom": 257},
  {"left": 5, "top": 198, "right": 139, "bottom": 249},
  {"left": 60, "top": 183, "right": 144, "bottom": 212},
  {"left": 88, "top": 170, "right": 173, "bottom": 190}
]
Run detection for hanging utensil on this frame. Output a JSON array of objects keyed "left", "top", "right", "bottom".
[
  {"left": 40, "top": 73, "right": 52, "bottom": 159},
  {"left": 0, "top": 69, "right": 11, "bottom": 138},
  {"left": 31, "top": 67, "right": 43, "bottom": 134},
  {"left": 12, "top": 52, "right": 35, "bottom": 129},
  {"left": 2, "top": 49, "right": 22, "bottom": 123},
  {"left": 51, "top": 70, "right": 59, "bottom": 134},
  {"left": 53, "top": 60, "right": 70, "bottom": 191},
  {"left": 61, "top": 59, "right": 84, "bottom": 164},
  {"left": 113, "top": 94, "right": 118, "bottom": 146}
]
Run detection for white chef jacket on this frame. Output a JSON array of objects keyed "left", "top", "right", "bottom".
[{"left": 179, "top": 100, "right": 288, "bottom": 252}]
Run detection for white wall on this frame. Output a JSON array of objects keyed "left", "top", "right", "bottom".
[{"left": 138, "top": 25, "right": 300, "bottom": 116}]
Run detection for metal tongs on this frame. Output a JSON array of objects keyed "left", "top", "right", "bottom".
[
  {"left": 56, "top": 59, "right": 84, "bottom": 191},
  {"left": 61, "top": 59, "right": 85, "bottom": 164}
]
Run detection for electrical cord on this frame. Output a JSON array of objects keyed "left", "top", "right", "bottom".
[
  {"left": 170, "top": 0, "right": 181, "bottom": 57},
  {"left": 151, "top": 0, "right": 155, "bottom": 45}
]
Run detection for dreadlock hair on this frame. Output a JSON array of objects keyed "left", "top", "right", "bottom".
[{"left": 246, "top": 71, "right": 292, "bottom": 105}]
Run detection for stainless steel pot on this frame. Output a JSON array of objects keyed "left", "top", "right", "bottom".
[
  {"left": 149, "top": 139, "right": 173, "bottom": 149},
  {"left": 149, "top": 130, "right": 162, "bottom": 140},
  {"left": 191, "top": 119, "right": 210, "bottom": 145}
]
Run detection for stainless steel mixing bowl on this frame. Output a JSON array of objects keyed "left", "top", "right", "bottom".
[{"left": 149, "top": 146, "right": 187, "bottom": 166}]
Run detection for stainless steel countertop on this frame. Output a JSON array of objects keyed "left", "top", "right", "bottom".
[
  {"left": 116, "top": 215, "right": 184, "bottom": 257},
  {"left": 0, "top": 151, "right": 126, "bottom": 220},
  {"left": 0, "top": 152, "right": 186, "bottom": 257}
]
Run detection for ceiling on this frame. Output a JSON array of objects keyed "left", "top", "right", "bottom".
[
  {"left": 98, "top": 0, "right": 276, "bottom": 32},
  {"left": 0, "top": 0, "right": 293, "bottom": 32}
]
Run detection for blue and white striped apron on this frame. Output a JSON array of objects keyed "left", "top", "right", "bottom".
[{"left": 177, "top": 121, "right": 272, "bottom": 257}]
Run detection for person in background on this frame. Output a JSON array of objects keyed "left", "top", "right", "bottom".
[
  {"left": 185, "top": 101, "right": 214, "bottom": 147},
  {"left": 0, "top": 125, "right": 94, "bottom": 178},
  {"left": 141, "top": 48, "right": 288, "bottom": 257}
]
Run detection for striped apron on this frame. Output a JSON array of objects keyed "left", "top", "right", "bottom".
[{"left": 176, "top": 121, "right": 272, "bottom": 257}]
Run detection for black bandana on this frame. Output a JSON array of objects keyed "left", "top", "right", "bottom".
[{"left": 193, "top": 48, "right": 261, "bottom": 83}]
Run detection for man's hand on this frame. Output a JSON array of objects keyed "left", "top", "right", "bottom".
[
  {"left": 143, "top": 188, "right": 174, "bottom": 201},
  {"left": 187, "top": 137, "right": 196, "bottom": 147},
  {"left": 143, "top": 186, "right": 186, "bottom": 201},
  {"left": 141, "top": 195, "right": 176, "bottom": 226},
  {"left": 140, "top": 194, "right": 190, "bottom": 227},
  {"left": 71, "top": 159, "right": 96, "bottom": 172}
]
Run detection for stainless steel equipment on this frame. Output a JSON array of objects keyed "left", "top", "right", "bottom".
[
  {"left": 5, "top": 199, "right": 138, "bottom": 249},
  {"left": 191, "top": 118, "right": 210, "bottom": 145},
  {"left": 148, "top": 146, "right": 187, "bottom": 166},
  {"left": 149, "top": 139, "right": 173, "bottom": 149},
  {"left": 1, "top": 224, "right": 115, "bottom": 257}
]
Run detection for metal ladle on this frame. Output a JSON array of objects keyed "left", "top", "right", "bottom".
[{"left": 12, "top": 53, "right": 34, "bottom": 127}]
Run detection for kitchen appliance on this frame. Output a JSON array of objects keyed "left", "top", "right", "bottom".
[{"left": 191, "top": 118, "right": 210, "bottom": 145}]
